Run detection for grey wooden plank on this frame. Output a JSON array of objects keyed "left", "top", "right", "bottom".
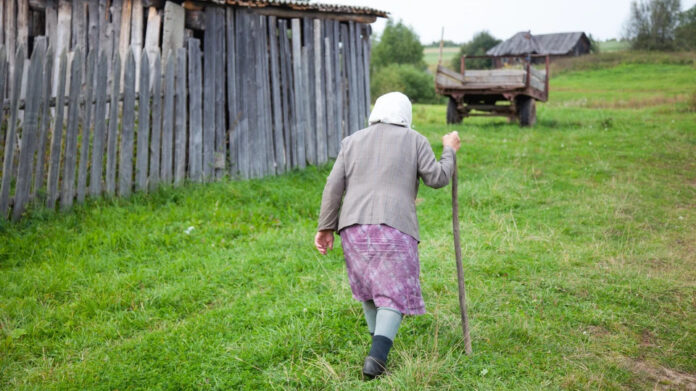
[
  {"left": 0, "top": 47, "right": 6, "bottom": 172},
  {"left": 267, "top": 16, "right": 284, "bottom": 174},
  {"left": 278, "top": 19, "right": 294, "bottom": 169},
  {"left": 202, "top": 6, "right": 215, "bottom": 180},
  {"left": 290, "top": 18, "right": 305, "bottom": 169},
  {"left": 354, "top": 22, "right": 365, "bottom": 129},
  {"left": 60, "top": 49, "right": 82, "bottom": 211},
  {"left": 0, "top": 47, "right": 24, "bottom": 218},
  {"left": 87, "top": 0, "right": 100, "bottom": 55},
  {"left": 225, "top": 7, "right": 237, "bottom": 176},
  {"left": 118, "top": 0, "right": 132, "bottom": 69},
  {"left": 160, "top": 51, "right": 174, "bottom": 184},
  {"left": 71, "top": 0, "right": 86, "bottom": 52},
  {"left": 337, "top": 22, "right": 346, "bottom": 140},
  {"left": 257, "top": 14, "right": 271, "bottom": 177},
  {"left": 247, "top": 13, "right": 261, "bottom": 178},
  {"left": 214, "top": 7, "right": 226, "bottom": 179},
  {"left": 4, "top": 0, "right": 16, "bottom": 80},
  {"left": 118, "top": 48, "right": 135, "bottom": 197},
  {"left": 161, "top": 1, "right": 184, "bottom": 63},
  {"left": 187, "top": 38, "right": 202, "bottom": 182},
  {"left": 53, "top": 0, "right": 71, "bottom": 96},
  {"left": 33, "top": 46, "right": 54, "bottom": 201},
  {"left": 105, "top": 54, "right": 121, "bottom": 196},
  {"left": 130, "top": 0, "right": 143, "bottom": 92},
  {"left": 332, "top": 20, "right": 342, "bottom": 151},
  {"left": 362, "top": 24, "right": 371, "bottom": 119},
  {"left": 324, "top": 35, "right": 337, "bottom": 160},
  {"left": 347, "top": 22, "right": 359, "bottom": 135},
  {"left": 144, "top": 7, "right": 161, "bottom": 90},
  {"left": 314, "top": 19, "right": 327, "bottom": 165},
  {"left": 0, "top": 1, "right": 3, "bottom": 45},
  {"left": 12, "top": 42, "right": 44, "bottom": 220},
  {"left": 135, "top": 49, "right": 150, "bottom": 192},
  {"left": 17, "top": 0, "right": 29, "bottom": 55},
  {"left": 46, "top": 49, "right": 66, "bottom": 208},
  {"left": 76, "top": 49, "right": 95, "bottom": 203},
  {"left": 174, "top": 47, "right": 186, "bottom": 185},
  {"left": 148, "top": 51, "right": 161, "bottom": 190},
  {"left": 90, "top": 52, "right": 108, "bottom": 197},
  {"left": 303, "top": 17, "right": 315, "bottom": 144},
  {"left": 45, "top": 1, "right": 58, "bottom": 55},
  {"left": 234, "top": 9, "right": 250, "bottom": 179}
]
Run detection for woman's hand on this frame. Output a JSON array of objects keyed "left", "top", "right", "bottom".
[
  {"left": 314, "top": 230, "right": 335, "bottom": 255},
  {"left": 443, "top": 131, "right": 461, "bottom": 152}
]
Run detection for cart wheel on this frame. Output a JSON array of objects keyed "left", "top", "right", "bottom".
[
  {"left": 447, "top": 97, "right": 463, "bottom": 124},
  {"left": 516, "top": 96, "right": 537, "bottom": 127}
]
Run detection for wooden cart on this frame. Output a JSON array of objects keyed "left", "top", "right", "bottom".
[{"left": 435, "top": 55, "right": 549, "bottom": 126}]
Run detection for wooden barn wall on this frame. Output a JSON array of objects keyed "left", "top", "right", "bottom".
[{"left": 0, "top": 0, "right": 374, "bottom": 221}]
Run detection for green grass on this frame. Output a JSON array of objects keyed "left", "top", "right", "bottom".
[{"left": 2, "top": 58, "right": 695, "bottom": 389}]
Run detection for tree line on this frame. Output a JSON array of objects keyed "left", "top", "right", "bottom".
[{"left": 625, "top": 0, "right": 696, "bottom": 50}]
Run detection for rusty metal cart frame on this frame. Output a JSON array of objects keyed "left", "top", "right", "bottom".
[{"left": 436, "top": 54, "right": 550, "bottom": 126}]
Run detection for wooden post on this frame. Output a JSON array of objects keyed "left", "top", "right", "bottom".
[
  {"left": 247, "top": 13, "right": 261, "bottom": 178},
  {"left": 0, "top": 47, "right": 6, "bottom": 179},
  {"left": 90, "top": 52, "right": 108, "bottom": 197},
  {"left": 60, "top": 49, "right": 83, "bottom": 210},
  {"left": 314, "top": 19, "right": 327, "bottom": 165},
  {"left": 160, "top": 51, "right": 175, "bottom": 184},
  {"left": 130, "top": 0, "right": 143, "bottom": 92},
  {"left": 257, "top": 15, "right": 271, "bottom": 176},
  {"left": 144, "top": 6, "right": 161, "bottom": 90},
  {"left": 187, "top": 38, "right": 202, "bottom": 182},
  {"left": 174, "top": 47, "right": 186, "bottom": 185},
  {"left": 202, "top": 6, "right": 215, "bottom": 180},
  {"left": 291, "top": 18, "right": 305, "bottom": 169},
  {"left": 12, "top": 41, "right": 44, "bottom": 220},
  {"left": 46, "top": 50, "right": 66, "bottom": 208},
  {"left": 118, "top": 48, "right": 136, "bottom": 197},
  {"left": 105, "top": 54, "right": 121, "bottom": 196},
  {"left": 76, "top": 49, "right": 96, "bottom": 203},
  {"left": 0, "top": 47, "right": 24, "bottom": 217},
  {"left": 333, "top": 20, "right": 343, "bottom": 148},
  {"left": 277, "top": 19, "right": 294, "bottom": 169},
  {"left": 148, "top": 51, "right": 161, "bottom": 190},
  {"left": 234, "top": 9, "right": 250, "bottom": 178},
  {"left": 362, "top": 24, "right": 371, "bottom": 119},
  {"left": 214, "top": 8, "right": 226, "bottom": 179},
  {"left": 17, "top": 0, "right": 29, "bottom": 55},
  {"left": 324, "top": 35, "right": 336, "bottom": 159},
  {"left": 53, "top": 0, "right": 71, "bottom": 96},
  {"left": 268, "top": 16, "right": 284, "bottom": 174},
  {"left": 353, "top": 22, "right": 365, "bottom": 129},
  {"left": 33, "top": 46, "right": 54, "bottom": 201},
  {"left": 161, "top": 1, "right": 184, "bottom": 65},
  {"left": 135, "top": 49, "right": 151, "bottom": 192},
  {"left": 45, "top": 1, "right": 58, "bottom": 56},
  {"left": 226, "top": 7, "right": 237, "bottom": 176},
  {"left": 4, "top": 0, "right": 16, "bottom": 79}
]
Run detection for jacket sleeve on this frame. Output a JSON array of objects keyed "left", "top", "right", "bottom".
[
  {"left": 417, "top": 136, "right": 455, "bottom": 189},
  {"left": 317, "top": 145, "right": 346, "bottom": 231}
]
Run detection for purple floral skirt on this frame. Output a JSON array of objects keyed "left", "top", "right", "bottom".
[{"left": 340, "top": 224, "right": 425, "bottom": 315}]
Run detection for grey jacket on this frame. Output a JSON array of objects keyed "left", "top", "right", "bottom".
[{"left": 317, "top": 122, "right": 455, "bottom": 242}]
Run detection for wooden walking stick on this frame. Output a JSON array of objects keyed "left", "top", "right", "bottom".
[{"left": 451, "top": 154, "right": 472, "bottom": 354}]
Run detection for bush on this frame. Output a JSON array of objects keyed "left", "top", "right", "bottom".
[
  {"left": 451, "top": 31, "right": 501, "bottom": 70},
  {"left": 370, "top": 64, "right": 440, "bottom": 104}
]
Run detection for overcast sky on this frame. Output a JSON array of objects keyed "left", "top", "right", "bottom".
[{"left": 333, "top": 0, "right": 696, "bottom": 43}]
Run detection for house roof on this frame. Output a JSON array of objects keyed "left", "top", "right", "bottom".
[
  {"left": 487, "top": 31, "right": 588, "bottom": 56},
  {"left": 197, "top": 0, "right": 388, "bottom": 19}
]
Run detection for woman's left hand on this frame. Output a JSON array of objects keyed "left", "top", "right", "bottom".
[{"left": 314, "top": 230, "right": 334, "bottom": 255}]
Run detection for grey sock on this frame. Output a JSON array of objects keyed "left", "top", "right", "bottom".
[
  {"left": 374, "top": 307, "right": 402, "bottom": 341},
  {"left": 362, "top": 300, "right": 377, "bottom": 335}
]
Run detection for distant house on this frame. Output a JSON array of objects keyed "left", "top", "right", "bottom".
[{"left": 487, "top": 31, "right": 591, "bottom": 59}]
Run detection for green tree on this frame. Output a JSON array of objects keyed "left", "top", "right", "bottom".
[
  {"left": 625, "top": 0, "right": 682, "bottom": 50},
  {"left": 371, "top": 20, "right": 426, "bottom": 70},
  {"left": 370, "top": 64, "right": 439, "bottom": 104},
  {"left": 451, "top": 31, "right": 501, "bottom": 70},
  {"left": 675, "top": 5, "right": 696, "bottom": 49}
]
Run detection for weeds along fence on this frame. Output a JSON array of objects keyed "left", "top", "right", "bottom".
[{"left": 0, "top": 11, "right": 373, "bottom": 222}]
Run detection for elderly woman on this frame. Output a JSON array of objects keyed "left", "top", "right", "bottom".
[{"left": 314, "top": 92, "right": 461, "bottom": 379}]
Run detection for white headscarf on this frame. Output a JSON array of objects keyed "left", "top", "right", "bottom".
[{"left": 368, "top": 92, "right": 412, "bottom": 128}]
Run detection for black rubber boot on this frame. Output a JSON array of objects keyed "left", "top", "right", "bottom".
[{"left": 362, "top": 356, "right": 387, "bottom": 379}]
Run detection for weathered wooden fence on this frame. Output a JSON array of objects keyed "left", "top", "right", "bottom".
[{"left": 0, "top": 8, "right": 373, "bottom": 221}]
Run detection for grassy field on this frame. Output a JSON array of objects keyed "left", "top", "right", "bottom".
[
  {"left": 1, "top": 55, "right": 695, "bottom": 389},
  {"left": 424, "top": 46, "right": 459, "bottom": 73}
]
